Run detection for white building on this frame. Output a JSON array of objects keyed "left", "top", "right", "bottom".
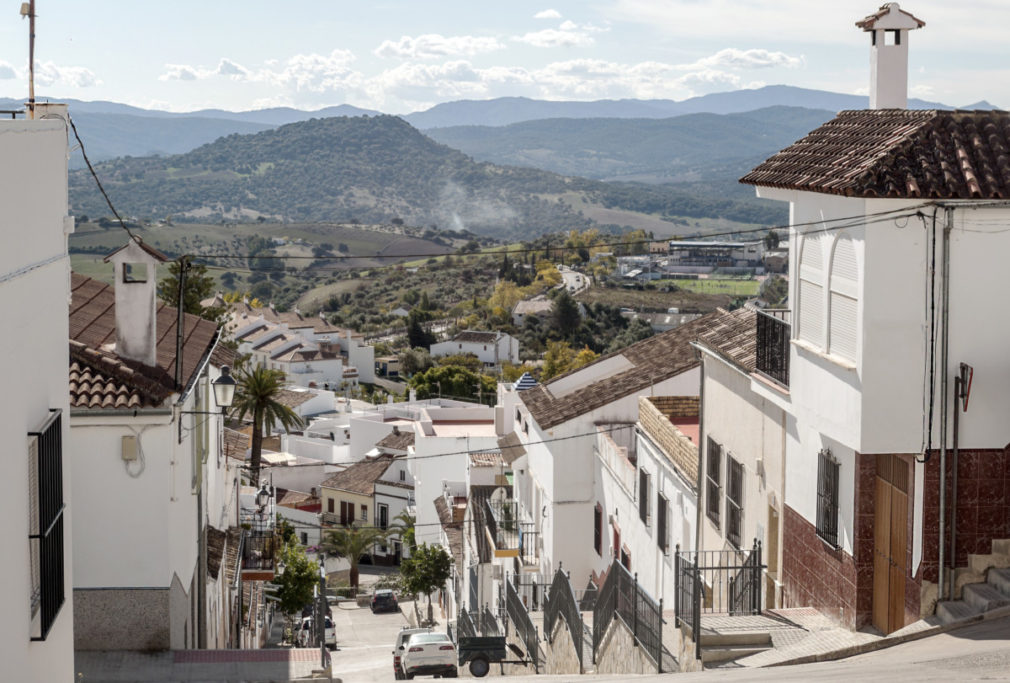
[
  {"left": 1, "top": 108, "right": 75, "bottom": 682},
  {"left": 733, "top": 3, "right": 1010, "bottom": 633},
  {"left": 512, "top": 298, "right": 553, "bottom": 327},
  {"left": 68, "top": 242, "right": 240, "bottom": 651},
  {"left": 430, "top": 330, "right": 520, "bottom": 369}
]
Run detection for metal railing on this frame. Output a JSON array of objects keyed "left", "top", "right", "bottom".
[
  {"left": 755, "top": 309, "right": 791, "bottom": 387},
  {"left": 469, "top": 566, "right": 479, "bottom": 612},
  {"left": 506, "top": 577, "right": 540, "bottom": 671},
  {"left": 480, "top": 604, "right": 501, "bottom": 636},
  {"left": 514, "top": 574, "right": 550, "bottom": 612},
  {"left": 28, "top": 410, "right": 65, "bottom": 642},
  {"left": 544, "top": 568, "right": 585, "bottom": 673},
  {"left": 486, "top": 498, "right": 520, "bottom": 550},
  {"left": 519, "top": 522, "right": 540, "bottom": 564},
  {"left": 458, "top": 608, "right": 477, "bottom": 639},
  {"left": 592, "top": 559, "right": 663, "bottom": 672},
  {"left": 242, "top": 530, "right": 277, "bottom": 572}
]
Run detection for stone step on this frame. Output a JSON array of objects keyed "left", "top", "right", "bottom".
[
  {"left": 699, "top": 631, "right": 772, "bottom": 648},
  {"left": 935, "top": 599, "right": 981, "bottom": 625},
  {"left": 968, "top": 552, "right": 1010, "bottom": 575},
  {"left": 988, "top": 567, "right": 1010, "bottom": 596},
  {"left": 963, "top": 583, "right": 1010, "bottom": 612},
  {"left": 701, "top": 645, "right": 772, "bottom": 665},
  {"left": 953, "top": 567, "right": 984, "bottom": 600},
  {"left": 991, "top": 539, "right": 1010, "bottom": 556}
]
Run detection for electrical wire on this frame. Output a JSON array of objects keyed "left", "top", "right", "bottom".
[{"left": 67, "top": 114, "right": 138, "bottom": 241}]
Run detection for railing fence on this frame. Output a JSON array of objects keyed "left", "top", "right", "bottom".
[
  {"left": 592, "top": 559, "right": 663, "bottom": 672},
  {"left": 544, "top": 567, "right": 585, "bottom": 673},
  {"left": 506, "top": 576, "right": 540, "bottom": 672}
]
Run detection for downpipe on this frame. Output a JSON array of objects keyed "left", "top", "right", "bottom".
[{"left": 937, "top": 207, "right": 952, "bottom": 602}]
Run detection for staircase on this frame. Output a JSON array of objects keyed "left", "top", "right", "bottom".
[
  {"left": 935, "top": 539, "right": 1010, "bottom": 624},
  {"left": 698, "top": 630, "right": 773, "bottom": 666}
]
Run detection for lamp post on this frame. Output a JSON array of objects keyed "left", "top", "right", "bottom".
[{"left": 318, "top": 552, "right": 329, "bottom": 668}]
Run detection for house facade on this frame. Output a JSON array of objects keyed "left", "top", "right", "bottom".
[
  {"left": 430, "top": 330, "right": 520, "bottom": 369},
  {"left": 1, "top": 109, "right": 75, "bottom": 682},
  {"left": 734, "top": 3, "right": 1010, "bottom": 633}
]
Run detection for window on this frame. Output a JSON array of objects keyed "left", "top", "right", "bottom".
[
  {"left": 816, "top": 449, "right": 840, "bottom": 548},
  {"left": 378, "top": 503, "right": 389, "bottom": 530},
  {"left": 515, "top": 408, "right": 521, "bottom": 422},
  {"left": 327, "top": 498, "right": 334, "bottom": 514},
  {"left": 706, "top": 437, "right": 722, "bottom": 528},
  {"left": 28, "top": 410, "right": 65, "bottom": 641},
  {"left": 300, "top": 532, "right": 308, "bottom": 545},
  {"left": 122, "top": 262, "right": 148, "bottom": 283},
  {"left": 593, "top": 504, "right": 602, "bottom": 556},
  {"left": 639, "top": 468, "right": 651, "bottom": 525},
  {"left": 399, "top": 469, "right": 406, "bottom": 482},
  {"left": 361, "top": 504, "right": 368, "bottom": 522},
  {"left": 828, "top": 235, "right": 859, "bottom": 361},
  {"left": 798, "top": 233, "right": 825, "bottom": 347},
  {"left": 657, "top": 494, "right": 669, "bottom": 553},
  {"left": 620, "top": 546, "right": 631, "bottom": 571},
  {"left": 726, "top": 455, "right": 744, "bottom": 549},
  {"left": 340, "top": 500, "right": 351, "bottom": 525}
]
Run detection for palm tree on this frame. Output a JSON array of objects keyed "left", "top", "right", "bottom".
[
  {"left": 322, "top": 525, "right": 388, "bottom": 595},
  {"left": 230, "top": 365, "right": 305, "bottom": 486},
  {"left": 388, "top": 510, "right": 416, "bottom": 551}
]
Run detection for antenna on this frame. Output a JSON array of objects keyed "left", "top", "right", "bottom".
[{"left": 20, "top": 1, "right": 35, "bottom": 119}]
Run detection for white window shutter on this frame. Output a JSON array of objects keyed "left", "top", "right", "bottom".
[
  {"left": 799, "top": 279, "right": 824, "bottom": 347},
  {"left": 829, "top": 236, "right": 859, "bottom": 360}
]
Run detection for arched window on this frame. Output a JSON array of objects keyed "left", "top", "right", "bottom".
[
  {"left": 797, "top": 233, "right": 824, "bottom": 347},
  {"left": 828, "top": 235, "right": 859, "bottom": 361}
]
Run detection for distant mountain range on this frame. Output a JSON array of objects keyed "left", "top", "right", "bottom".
[
  {"left": 3, "top": 85, "right": 1001, "bottom": 167},
  {"left": 66, "top": 115, "right": 786, "bottom": 236}
]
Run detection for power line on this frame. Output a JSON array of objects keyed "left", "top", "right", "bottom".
[{"left": 67, "top": 114, "right": 138, "bottom": 241}]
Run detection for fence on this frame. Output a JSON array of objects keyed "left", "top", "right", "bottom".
[
  {"left": 675, "top": 540, "right": 764, "bottom": 660},
  {"left": 514, "top": 573, "right": 551, "bottom": 612},
  {"left": 479, "top": 604, "right": 501, "bottom": 636},
  {"left": 506, "top": 577, "right": 540, "bottom": 672},
  {"left": 457, "top": 608, "right": 477, "bottom": 639},
  {"left": 544, "top": 568, "right": 585, "bottom": 673},
  {"left": 592, "top": 559, "right": 663, "bottom": 672},
  {"left": 755, "top": 309, "right": 790, "bottom": 387}
]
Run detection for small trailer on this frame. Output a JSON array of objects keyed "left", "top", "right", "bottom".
[{"left": 456, "top": 635, "right": 535, "bottom": 677}]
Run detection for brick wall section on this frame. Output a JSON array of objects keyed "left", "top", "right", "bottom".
[{"left": 639, "top": 396, "right": 699, "bottom": 485}]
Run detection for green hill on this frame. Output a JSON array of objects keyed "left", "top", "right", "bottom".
[{"left": 68, "top": 115, "right": 785, "bottom": 237}]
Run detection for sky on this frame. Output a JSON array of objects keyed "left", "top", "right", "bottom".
[{"left": 0, "top": 1, "right": 1006, "bottom": 114}]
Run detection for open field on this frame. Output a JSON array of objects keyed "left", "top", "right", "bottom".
[
  {"left": 659, "top": 277, "right": 761, "bottom": 296},
  {"left": 576, "top": 285, "right": 734, "bottom": 313}
]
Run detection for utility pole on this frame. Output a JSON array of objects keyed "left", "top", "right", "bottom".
[{"left": 317, "top": 553, "right": 328, "bottom": 668}]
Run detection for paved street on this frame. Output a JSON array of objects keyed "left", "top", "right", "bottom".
[{"left": 330, "top": 600, "right": 410, "bottom": 682}]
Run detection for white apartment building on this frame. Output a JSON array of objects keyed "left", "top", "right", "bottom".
[{"left": 431, "top": 330, "right": 520, "bottom": 369}]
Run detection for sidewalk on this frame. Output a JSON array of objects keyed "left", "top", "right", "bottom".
[{"left": 75, "top": 648, "right": 322, "bottom": 682}]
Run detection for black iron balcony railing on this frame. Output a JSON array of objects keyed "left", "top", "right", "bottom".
[
  {"left": 519, "top": 522, "right": 540, "bottom": 565},
  {"left": 755, "top": 309, "right": 790, "bottom": 387},
  {"left": 485, "top": 498, "right": 520, "bottom": 550},
  {"left": 242, "top": 530, "right": 277, "bottom": 574}
]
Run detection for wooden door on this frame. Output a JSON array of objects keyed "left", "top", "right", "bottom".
[{"left": 872, "top": 455, "right": 908, "bottom": 634}]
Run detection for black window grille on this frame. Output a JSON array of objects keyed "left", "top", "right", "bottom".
[
  {"left": 639, "top": 469, "right": 650, "bottom": 525},
  {"left": 726, "top": 455, "right": 744, "bottom": 549},
  {"left": 378, "top": 504, "right": 389, "bottom": 530},
  {"left": 657, "top": 494, "right": 668, "bottom": 553},
  {"left": 28, "top": 409, "right": 65, "bottom": 641},
  {"left": 593, "top": 503, "right": 602, "bottom": 556},
  {"left": 816, "top": 449, "right": 840, "bottom": 548},
  {"left": 706, "top": 438, "right": 722, "bottom": 528},
  {"left": 755, "top": 309, "right": 791, "bottom": 387}
]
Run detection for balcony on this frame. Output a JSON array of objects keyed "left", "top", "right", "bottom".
[
  {"left": 241, "top": 529, "right": 278, "bottom": 581},
  {"left": 484, "top": 498, "right": 540, "bottom": 565},
  {"left": 755, "top": 309, "right": 790, "bottom": 388}
]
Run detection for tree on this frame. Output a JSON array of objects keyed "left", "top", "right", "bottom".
[
  {"left": 399, "top": 347, "right": 434, "bottom": 376},
  {"left": 231, "top": 366, "right": 305, "bottom": 486},
  {"left": 435, "top": 353, "right": 482, "bottom": 374},
  {"left": 273, "top": 541, "right": 320, "bottom": 639},
  {"left": 322, "top": 525, "right": 387, "bottom": 595},
  {"left": 389, "top": 510, "right": 416, "bottom": 551},
  {"left": 157, "top": 258, "right": 227, "bottom": 324},
  {"left": 406, "top": 310, "right": 435, "bottom": 349},
  {"left": 542, "top": 340, "right": 576, "bottom": 381},
  {"left": 764, "top": 230, "right": 780, "bottom": 250},
  {"left": 400, "top": 543, "right": 452, "bottom": 625},
  {"left": 409, "top": 365, "right": 495, "bottom": 403},
  {"left": 552, "top": 290, "right": 581, "bottom": 338},
  {"left": 488, "top": 281, "right": 522, "bottom": 318}
]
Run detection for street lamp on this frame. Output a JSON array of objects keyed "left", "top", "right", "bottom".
[
  {"left": 212, "top": 365, "right": 237, "bottom": 413},
  {"left": 255, "top": 482, "right": 271, "bottom": 511}
]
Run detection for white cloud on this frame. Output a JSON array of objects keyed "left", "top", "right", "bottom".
[
  {"left": 534, "top": 9, "right": 561, "bottom": 19},
  {"left": 374, "top": 34, "right": 505, "bottom": 60},
  {"left": 217, "top": 58, "right": 249, "bottom": 78},
  {"left": 0, "top": 61, "right": 15, "bottom": 79},
  {"left": 689, "top": 48, "right": 802, "bottom": 70},
  {"left": 34, "top": 62, "right": 99, "bottom": 87},
  {"left": 159, "top": 64, "right": 203, "bottom": 81},
  {"left": 513, "top": 25, "right": 594, "bottom": 48}
]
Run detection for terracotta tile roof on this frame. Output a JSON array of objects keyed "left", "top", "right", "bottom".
[
  {"left": 223, "top": 427, "right": 250, "bottom": 462},
  {"left": 224, "top": 527, "right": 243, "bottom": 586},
  {"left": 276, "top": 488, "right": 317, "bottom": 507},
  {"left": 69, "top": 341, "right": 173, "bottom": 409},
  {"left": 469, "top": 450, "right": 503, "bottom": 467},
  {"left": 497, "top": 432, "right": 526, "bottom": 465},
  {"left": 252, "top": 334, "right": 294, "bottom": 353},
  {"left": 692, "top": 307, "right": 758, "bottom": 372},
  {"left": 376, "top": 429, "right": 414, "bottom": 452},
  {"left": 274, "top": 388, "right": 317, "bottom": 410},
  {"left": 272, "top": 347, "right": 338, "bottom": 363},
  {"left": 740, "top": 109, "right": 1010, "bottom": 199},
  {"left": 235, "top": 324, "right": 271, "bottom": 341},
  {"left": 207, "top": 526, "right": 227, "bottom": 581},
  {"left": 320, "top": 455, "right": 395, "bottom": 496},
  {"left": 69, "top": 273, "right": 224, "bottom": 401},
  {"left": 103, "top": 237, "right": 170, "bottom": 263},
  {"left": 452, "top": 330, "right": 501, "bottom": 344},
  {"left": 519, "top": 311, "right": 724, "bottom": 429},
  {"left": 855, "top": 3, "right": 925, "bottom": 30},
  {"left": 228, "top": 303, "right": 350, "bottom": 335}
]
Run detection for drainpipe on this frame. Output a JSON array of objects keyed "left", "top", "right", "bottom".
[
  {"left": 937, "top": 207, "right": 952, "bottom": 602},
  {"left": 692, "top": 347, "right": 705, "bottom": 557},
  {"left": 950, "top": 370, "right": 961, "bottom": 600}
]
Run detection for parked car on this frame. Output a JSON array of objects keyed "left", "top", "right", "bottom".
[
  {"left": 392, "top": 627, "right": 432, "bottom": 680},
  {"left": 298, "top": 615, "right": 336, "bottom": 650},
  {"left": 371, "top": 588, "right": 399, "bottom": 613},
  {"left": 402, "top": 631, "right": 457, "bottom": 679}
]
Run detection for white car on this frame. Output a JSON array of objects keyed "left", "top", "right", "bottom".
[
  {"left": 401, "top": 631, "right": 457, "bottom": 679},
  {"left": 392, "top": 627, "right": 432, "bottom": 680},
  {"left": 298, "top": 615, "right": 336, "bottom": 650}
]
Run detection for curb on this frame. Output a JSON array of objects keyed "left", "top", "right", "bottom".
[{"left": 764, "top": 604, "right": 1010, "bottom": 668}]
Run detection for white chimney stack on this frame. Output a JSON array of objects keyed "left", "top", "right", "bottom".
[
  {"left": 857, "top": 3, "right": 925, "bottom": 109},
  {"left": 104, "top": 239, "right": 168, "bottom": 367}
]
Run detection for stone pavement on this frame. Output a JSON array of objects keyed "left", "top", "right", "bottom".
[{"left": 75, "top": 648, "right": 323, "bottom": 682}]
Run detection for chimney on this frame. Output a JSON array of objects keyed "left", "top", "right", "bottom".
[
  {"left": 857, "top": 3, "right": 925, "bottom": 109},
  {"left": 103, "top": 239, "right": 168, "bottom": 367}
]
